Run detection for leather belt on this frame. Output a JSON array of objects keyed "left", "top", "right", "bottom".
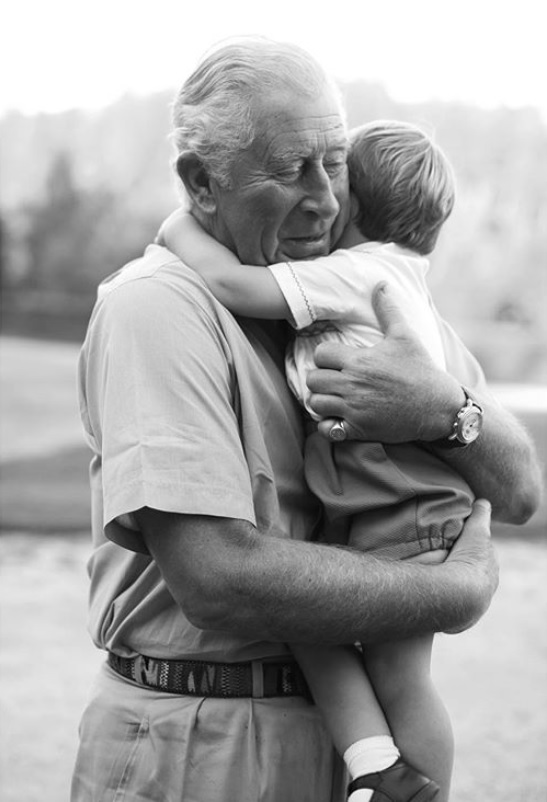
[{"left": 107, "top": 651, "right": 311, "bottom": 700}]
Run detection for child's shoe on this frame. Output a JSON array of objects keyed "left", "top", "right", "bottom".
[{"left": 347, "top": 758, "right": 440, "bottom": 801}]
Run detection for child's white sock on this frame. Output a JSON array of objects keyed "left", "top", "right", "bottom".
[{"left": 344, "top": 736, "right": 400, "bottom": 802}]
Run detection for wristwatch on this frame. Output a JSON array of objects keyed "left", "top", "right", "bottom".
[{"left": 434, "top": 387, "right": 484, "bottom": 448}]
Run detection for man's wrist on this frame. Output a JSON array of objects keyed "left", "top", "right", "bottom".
[
  {"left": 432, "top": 386, "right": 484, "bottom": 449},
  {"left": 419, "top": 378, "right": 468, "bottom": 443}
]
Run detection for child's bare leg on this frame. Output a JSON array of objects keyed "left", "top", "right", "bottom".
[
  {"left": 293, "top": 643, "right": 440, "bottom": 801},
  {"left": 291, "top": 643, "right": 391, "bottom": 753},
  {"left": 364, "top": 632, "right": 453, "bottom": 802}
]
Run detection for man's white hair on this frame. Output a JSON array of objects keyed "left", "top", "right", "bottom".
[{"left": 171, "top": 36, "right": 345, "bottom": 188}]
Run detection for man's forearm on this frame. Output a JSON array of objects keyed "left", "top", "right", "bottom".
[
  {"left": 214, "top": 534, "right": 488, "bottom": 644},
  {"left": 137, "top": 503, "right": 497, "bottom": 645},
  {"left": 429, "top": 391, "right": 542, "bottom": 524}
]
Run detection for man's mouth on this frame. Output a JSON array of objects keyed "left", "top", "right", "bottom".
[
  {"left": 281, "top": 232, "right": 330, "bottom": 258},
  {"left": 292, "top": 231, "right": 328, "bottom": 243}
]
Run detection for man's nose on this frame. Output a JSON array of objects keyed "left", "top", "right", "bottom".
[{"left": 300, "top": 164, "right": 340, "bottom": 220}]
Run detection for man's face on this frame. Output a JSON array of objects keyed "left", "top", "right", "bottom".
[{"left": 209, "top": 88, "right": 350, "bottom": 266}]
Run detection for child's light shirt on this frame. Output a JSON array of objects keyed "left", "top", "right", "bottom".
[{"left": 268, "top": 242, "right": 446, "bottom": 421}]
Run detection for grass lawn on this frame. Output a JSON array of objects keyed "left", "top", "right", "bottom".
[
  {"left": 0, "top": 336, "right": 93, "bottom": 532},
  {"left": 1, "top": 335, "right": 546, "bottom": 801},
  {"left": 0, "top": 446, "right": 91, "bottom": 531}
]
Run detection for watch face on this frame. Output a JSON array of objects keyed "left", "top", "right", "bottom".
[{"left": 460, "top": 411, "right": 482, "bottom": 442}]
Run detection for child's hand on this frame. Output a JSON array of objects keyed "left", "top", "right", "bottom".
[
  {"left": 156, "top": 207, "right": 193, "bottom": 250},
  {"left": 155, "top": 222, "right": 166, "bottom": 246}
]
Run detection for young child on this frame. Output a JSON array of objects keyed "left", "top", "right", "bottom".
[{"left": 160, "top": 121, "right": 477, "bottom": 802}]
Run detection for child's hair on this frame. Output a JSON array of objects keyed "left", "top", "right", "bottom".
[{"left": 347, "top": 120, "right": 455, "bottom": 255}]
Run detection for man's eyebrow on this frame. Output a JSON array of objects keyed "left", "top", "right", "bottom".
[
  {"left": 326, "top": 143, "right": 349, "bottom": 156},
  {"left": 265, "top": 146, "right": 305, "bottom": 169},
  {"left": 268, "top": 141, "right": 348, "bottom": 165}
]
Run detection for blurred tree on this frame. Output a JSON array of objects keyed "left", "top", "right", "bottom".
[
  {"left": 2, "top": 150, "right": 164, "bottom": 339},
  {"left": 22, "top": 150, "right": 162, "bottom": 299},
  {"left": 24, "top": 151, "right": 86, "bottom": 292}
]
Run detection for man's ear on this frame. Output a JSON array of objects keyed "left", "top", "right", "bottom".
[{"left": 176, "top": 152, "right": 217, "bottom": 214}]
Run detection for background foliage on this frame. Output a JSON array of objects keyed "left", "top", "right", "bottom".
[{"left": 1, "top": 82, "right": 546, "bottom": 381}]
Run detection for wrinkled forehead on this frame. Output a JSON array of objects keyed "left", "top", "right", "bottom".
[{"left": 251, "top": 88, "right": 349, "bottom": 161}]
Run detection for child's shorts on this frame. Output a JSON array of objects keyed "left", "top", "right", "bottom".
[{"left": 304, "top": 432, "right": 473, "bottom": 561}]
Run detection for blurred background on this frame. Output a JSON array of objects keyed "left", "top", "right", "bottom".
[{"left": 0, "top": 1, "right": 546, "bottom": 800}]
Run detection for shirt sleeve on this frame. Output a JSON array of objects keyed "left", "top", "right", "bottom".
[
  {"left": 268, "top": 248, "right": 447, "bottom": 369},
  {"left": 267, "top": 250, "right": 375, "bottom": 329},
  {"left": 80, "top": 270, "right": 256, "bottom": 553}
]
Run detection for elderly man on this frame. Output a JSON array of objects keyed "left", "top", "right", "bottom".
[{"left": 72, "top": 38, "right": 540, "bottom": 802}]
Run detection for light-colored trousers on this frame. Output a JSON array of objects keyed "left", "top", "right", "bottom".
[{"left": 71, "top": 662, "right": 346, "bottom": 802}]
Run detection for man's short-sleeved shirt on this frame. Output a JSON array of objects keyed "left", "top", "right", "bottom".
[
  {"left": 79, "top": 244, "right": 487, "bottom": 664},
  {"left": 78, "top": 245, "right": 321, "bottom": 663}
]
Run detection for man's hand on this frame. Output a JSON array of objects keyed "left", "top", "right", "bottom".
[
  {"left": 308, "top": 282, "right": 463, "bottom": 443},
  {"left": 442, "top": 499, "right": 499, "bottom": 632},
  {"left": 309, "top": 282, "right": 542, "bottom": 521}
]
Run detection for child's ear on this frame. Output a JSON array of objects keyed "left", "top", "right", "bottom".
[{"left": 176, "top": 153, "right": 217, "bottom": 215}]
